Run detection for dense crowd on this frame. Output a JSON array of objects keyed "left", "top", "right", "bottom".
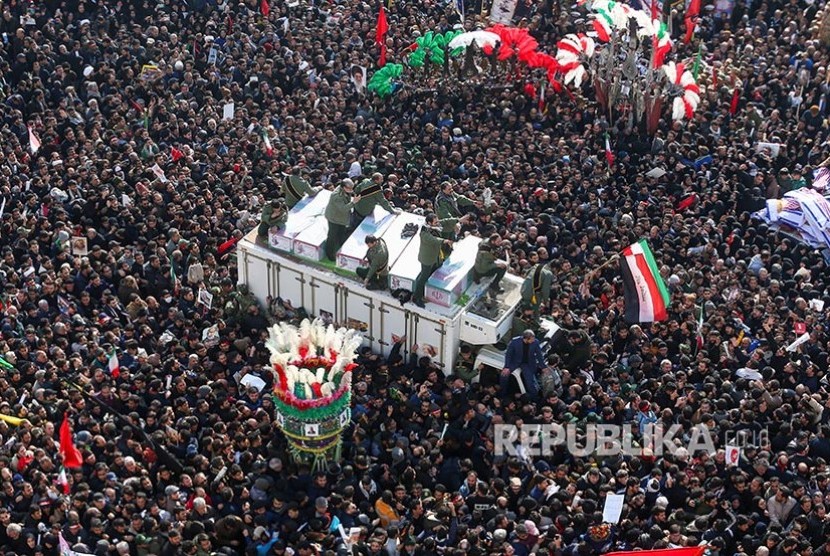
[{"left": 1, "top": 0, "right": 830, "bottom": 555}]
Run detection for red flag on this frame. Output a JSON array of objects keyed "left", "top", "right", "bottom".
[
  {"left": 683, "top": 0, "right": 700, "bottom": 44},
  {"left": 676, "top": 194, "right": 697, "bottom": 212},
  {"left": 59, "top": 414, "right": 84, "bottom": 469},
  {"left": 650, "top": 0, "right": 658, "bottom": 20},
  {"left": 260, "top": 0, "right": 270, "bottom": 17},
  {"left": 607, "top": 548, "right": 706, "bottom": 556},
  {"left": 376, "top": 6, "right": 389, "bottom": 67},
  {"left": 217, "top": 236, "right": 241, "bottom": 257},
  {"left": 729, "top": 86, "right": 740, "bottom": 115},
  {"left": 171, "top": 147, "right": 184, "bottom": 162}
]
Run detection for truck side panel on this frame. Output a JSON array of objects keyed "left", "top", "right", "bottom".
[
  {"left": 340, "top": 288, "right": 376, "bottom": 351},
  {"left": 408, "top": 312, "right": 449, "bottom": 371},
  {"left": 239, "top": 248, "right": 272, "bottom": 305},
  {"left": 307, "top": 276, "right": 339, "bottom": 323}
]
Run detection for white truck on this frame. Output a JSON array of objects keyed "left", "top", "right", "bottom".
[{"left": 236, "top": 201, "right": 527, "bottom": 372}]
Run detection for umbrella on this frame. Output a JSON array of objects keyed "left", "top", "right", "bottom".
[{"left": 448, "top": 30, "right": 502, "bottom": 50}]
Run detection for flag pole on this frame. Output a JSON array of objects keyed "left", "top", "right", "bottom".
[{"left": 549, "top": 252, "right": 620, "bottom": 312}]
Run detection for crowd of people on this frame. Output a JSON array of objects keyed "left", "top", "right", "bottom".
[{"left": 1, "top": 0, "right": 830, "bottom": 555}]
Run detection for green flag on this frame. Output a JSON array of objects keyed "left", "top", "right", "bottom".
[{"left": 692, "top": 44, "right": 702, "bottom": 81}]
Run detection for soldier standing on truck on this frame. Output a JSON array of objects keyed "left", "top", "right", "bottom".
[
  {"left": 435, "top": 181, "right": 478, "bottom": 239},
  {"left": 324, "top": 179, "right": 361, "bottom": 261},
  {"left": 356, "top": 235, "right": 389, "bottom": 291},
  {"left": 521, "top": 252, "right": 554, "bottom": 316},
  {"left": 473, "top": 234, "right": 508, "bottom": 295},
  {"left": 412, "top": 213, "right": 452, "bottom": 308},
  {"left": 352, "top": 172, "right": 400, "bottom": 228},
  {"left": 282, "top": 167, "right": 322, "bottom": 209}
]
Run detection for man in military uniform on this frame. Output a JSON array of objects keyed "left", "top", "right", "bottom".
[
  {"left": 473, "top": 234, "right": 508, "bottom": 294},
  {"left": 435, "top": 181, "right": 478, "bottom": 235},
  {"left": 282, "top": 167, "right": 322, "bottom": 209},
  {"left": 352, "top": 172, "right": 400, "bottom": 227},
  {"left": 412, "top": 213, "right": 452, "bottom": 308},
  {"left": 257, "top": 200, "right": 287, "bottom": 242},
  {"left": 512, "top": 305, "right": 542, "bottom": 338},
  {"left": 224, "top": 284, "right": 259, "bottom": 326},
  {"left": 521, "top": 253, "right": 554, "bottom": 316},
  {"left": 356, "top": 235, "right": 389, "bottom": 291},
  {"left": 324, "top": 179, "right": 361, "bottom": 261}
]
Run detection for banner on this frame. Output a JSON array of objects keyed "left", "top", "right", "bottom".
[{"left": 490, "top": 0, "right": 518, "bottom": 24}]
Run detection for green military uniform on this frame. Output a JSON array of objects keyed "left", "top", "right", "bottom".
[
  {"left": 435, "top": 190, "right": 476, "bottom": 220},
  {"left": 454, "top": 357, "right": 479, "bottom": 383},
  {"left": 257, "top": 201, "right": 287, "bottom": 240},
  {"left": 356, "top": 239, "right": 389, "bottom": 290},
  {"left": 412, "top": 226, "right": 445, "bottom": 305},
  {"left": 512, "top": 309, "right": 541, "bottom": 338},
  {"left": 324, "top": 185, "right": 357, "bottom": 260},
  {"left": 437, "top": 217, "right": 459, "bottom": 239},
  {"left": 473, "top": 240, "right": 506, "bottom": 291},
  {"left": 353, "top": 179, "right": 396, "bottom": 219},
  {"left": 281, "top": 173, "right": 321, "bottom": 209},
  {"left": 521, "top": 263, "right": 553, "bottom": 313}
]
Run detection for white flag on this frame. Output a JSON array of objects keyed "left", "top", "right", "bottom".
[{"left": 786, "top": 332, "right": 810, "bottom": 352}]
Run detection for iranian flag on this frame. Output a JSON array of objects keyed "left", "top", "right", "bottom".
[
  {"left": 620, "top": 239, "right": 670, "bottom": 323},
  {"left": 262, "top": 129, "right": 273, "bottom": 156},
  {"left": 56, "top": 467, "right": 70, "bottom": 495},
  {"left": 108, "top": 349, "right": 120, "bottom": 379}
]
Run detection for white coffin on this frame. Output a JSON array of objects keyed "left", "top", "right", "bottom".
[
  {"left": 336, "top": 208, "right": 397, "bottom": 273},
  {"left": 293, "top": 216, "right": 329, "bottom": 261},
  {"left": 425, "top": 235, "right": 482, "bottom": 307},
  {"left": 269, "top": 189, "right": 332, "bottom": 252}
]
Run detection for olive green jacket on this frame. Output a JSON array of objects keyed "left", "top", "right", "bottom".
[
  {"left": 435, "top": 191, "right": 476, "bottom": 219},
  {"left": 474, "top": 241, "right": 499, "bottom": 275},
  {"left": 364, "top": 239, "right": 389, "bottom": 281},
  {"left": 325, "top": 186, "right": 356, "bottom": 226},
  {"left": 438, "top": 217, "right": 459, "bottom": 240},
  {"left": 282, "top": 174, "right": 320, "bottom": 208},
  {"left": 418, "top": 227, "right": 445, "bottom": 266},
  {"left": 354, "top": 179, "right": 396, "bottom": 217},
  {"left": 258, "top": 203, "right": 287, "bottom": 236},
  {"left": 521, "top": 264, "right": 553, "bottom": 306}
]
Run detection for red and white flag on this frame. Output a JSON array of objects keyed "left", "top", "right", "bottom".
[
  {"left": 604, "top": 132, "right": 614, "bottom": 166},
  {"left": 262, "top": 129, "right": 274, "bottom": 156},
  {"left": 28, "top": 125, "right": 41, "bottom": 154}
]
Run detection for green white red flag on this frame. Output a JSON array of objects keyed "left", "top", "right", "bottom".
[{"left": 620, "top": 239, "right": 670, "bottom": 323}]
